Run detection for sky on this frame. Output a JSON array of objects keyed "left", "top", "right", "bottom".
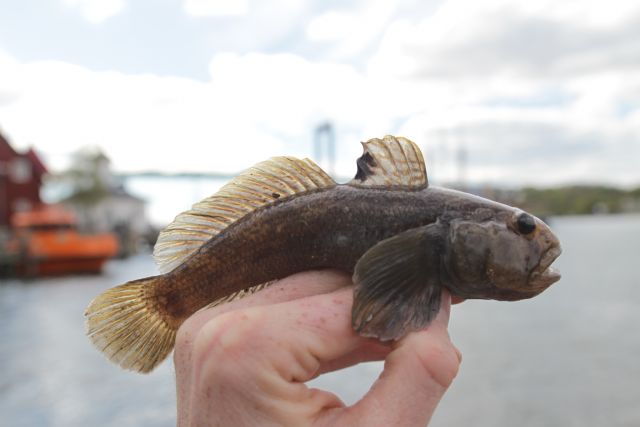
[{"left": 0, "top": 0, "right": 639, "bottom": 187}]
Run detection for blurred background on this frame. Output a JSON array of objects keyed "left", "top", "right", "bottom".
[{"left": 0, "top": 0, "right": 638, "bottom": 426}]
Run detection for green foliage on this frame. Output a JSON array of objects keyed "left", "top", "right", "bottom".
[{"left": 519, "top": 185, "right": 640, "bottom": 216}]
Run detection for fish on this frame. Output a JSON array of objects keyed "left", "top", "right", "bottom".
[{"left": 85, "top": 135, "right": 562, "bottom": 373}]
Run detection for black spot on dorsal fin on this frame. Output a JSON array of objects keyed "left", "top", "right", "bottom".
[
  {"left": 354, "top": 151, "right": 377, "bottom": 181},
  {"left": 348, "top": 135, "right": 428, "bottom": 188}
]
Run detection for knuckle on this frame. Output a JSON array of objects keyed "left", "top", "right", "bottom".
[
  {"left": 414, "top": 339, "right": 461, "bottom": 389},
  {"left": 174, "top": 315, "right": 201, "bottom": 366},
  {"left": 192, "top": 308, "right": 265, "bottom": 370},
  {"left": 175, "top": 315, "right": 198, "bottom": 350}
]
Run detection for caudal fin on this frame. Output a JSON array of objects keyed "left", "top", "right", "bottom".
[{"left": 84, "top": 276, "right": 176, "bottom": 373}]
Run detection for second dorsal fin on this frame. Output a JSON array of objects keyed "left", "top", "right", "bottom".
[
  {"left": 349, "top": 135, "right": 428, "bottom": 189},
  {"left": 153, "top": 156, "right": 336, "bottom": 274}
]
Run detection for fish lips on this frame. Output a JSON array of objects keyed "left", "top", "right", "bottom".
[{"left": 528, "top": 245, "right": 562, "bottom": 290}]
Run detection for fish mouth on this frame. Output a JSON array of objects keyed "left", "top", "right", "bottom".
[{"left": 529, "top": 245, "right": 562, "bottom": 290}]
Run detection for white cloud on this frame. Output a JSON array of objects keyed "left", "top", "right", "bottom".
[
  {"left": 306, "top": 11, "right": 352, "bottom": 42},
  {"left": 356, "top": 0, "right": 640, "bottom": 186},
  {"left": 2, "top": 0, "right": 640, "bottom": 188},
  {"left": 0, "top": 51, "right": 23, "bottom": 106},
  {"left": 62, "top": 0, "right": 126, "bottom": 24},
  {"left": 183, "top": 0, "right": 248, "bottom": 17},
  {"left": 369, "top": 0, "right": 640, "bottom": 80},
  {"left": 530, "top": 0, "right": 640, "bottom": 29},
  {"left": 0, "top": 52, "right": 387, "bottom": 176},
  {"left": 306, "top": 0, "right": 398, "bottom": 59}
]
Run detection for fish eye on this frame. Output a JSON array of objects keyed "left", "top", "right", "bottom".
[{"left": 516, "top": 213, "right": 536, "bottom": 235}]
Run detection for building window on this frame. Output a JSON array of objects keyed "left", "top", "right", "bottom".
[
  {"left": 13, "top": 198, "right": 32, "bottom": 212},
  {"left": 10, "top": 158, "right": 32, "bottom": 183}
]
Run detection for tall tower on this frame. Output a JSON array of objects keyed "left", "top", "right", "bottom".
[
  {"left": 313, "top": 122, "right": 336, "bottom": 177},
  {"left": 457, "top": 142, "right": 468, "bottom": 190}
]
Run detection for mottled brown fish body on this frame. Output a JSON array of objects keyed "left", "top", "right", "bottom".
[
  {"left": 155, "top": 187, "right": 438, "bottom": 318},
  {"left": 155, "top": 186, "right": 512, "bottom": 320},
  {"left": 85, "top": 136, "right": 562, "bottom": 373}
]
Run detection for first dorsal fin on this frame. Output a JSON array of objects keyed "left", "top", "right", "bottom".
[
  {"left": 154, "top": 156, "right": 336, "bottom": 273},
  {"left": 349, "top": 135, "right": 428, "bottom": 189}
]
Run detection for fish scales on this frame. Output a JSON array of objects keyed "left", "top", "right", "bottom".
[
  {"left": 152, "top": 187, "right": 441, "bottom": 319},
  {"left": 85, "top": 135, "right": 562, "bottom": 373}
]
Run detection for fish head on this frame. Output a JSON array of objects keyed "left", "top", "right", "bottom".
[{"left": 446, "top": 210, "right": 562, "bottom": 301}]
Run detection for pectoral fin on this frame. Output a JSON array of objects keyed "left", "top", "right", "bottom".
[{"left": 351, "top": 224, "right": 445, "bottom": 341}]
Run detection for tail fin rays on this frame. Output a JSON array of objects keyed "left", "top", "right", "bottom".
[{"left": 84, "top": 276, "right": 177, "bottom": 373}]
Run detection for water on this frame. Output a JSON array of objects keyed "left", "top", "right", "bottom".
[{"left": 1, "top": 214, "right": 638, "bottom": 426}]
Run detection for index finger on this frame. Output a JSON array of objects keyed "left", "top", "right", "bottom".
[
  {"left": 177, "top": 269, "right": 352, "bottom": 341},
  {"left": 174, "top": 269, "right": 353, "bottom": 425}
]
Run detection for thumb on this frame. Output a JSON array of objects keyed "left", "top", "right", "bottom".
[{"left": 331, "top": 291, "right": 461, "bottom": 427}]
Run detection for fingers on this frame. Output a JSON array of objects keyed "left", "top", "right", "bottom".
[
  {"left": 326, "top": 291, "right": 461, "bottom": 427},
  {"left": 174, "top": 270, "right": 362, "bottom": 425},
  {"left": 175, "top": 269, "right": 353, "bottom": 426},
  {"left": 193, "top": 287, "right": 385, "bottom": 383},
  {"left": 180, "top": 269, "right": 352, "bottom": 337},
  {"left": 175, "top": 273, "right": 462, "bottom": 427},
  {"left": 178, "top": 286, "right": 387, "bottom": 426},
  {"left": 175, "top": 270, "right": 351, "bottom": 379}
]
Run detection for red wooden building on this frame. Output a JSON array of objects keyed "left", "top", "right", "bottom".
[{"left": 0, "top": 130, "right": 48, "bottom": 227}]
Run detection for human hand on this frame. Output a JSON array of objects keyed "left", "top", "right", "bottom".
[{"left": 174, "top": 270, "right": 461, "bottom": 427}]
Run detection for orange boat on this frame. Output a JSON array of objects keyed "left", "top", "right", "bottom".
[{"left": 7, "top": 205, "right": 118, "bottom": 276}]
